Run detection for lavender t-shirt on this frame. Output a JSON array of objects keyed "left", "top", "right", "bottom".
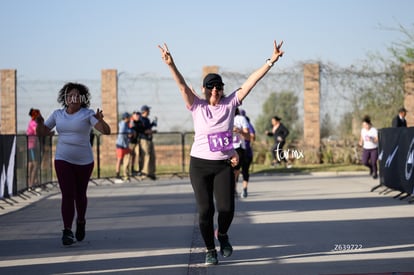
[
  {"left": 45, "top": 108, "right": 98, "bottom": 165},
  {"left": 188, "top": 90, "right": 241, "bottom": 160}
]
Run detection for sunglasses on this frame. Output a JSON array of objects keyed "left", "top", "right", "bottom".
[{"left": 205, "top": 83, "right": 224, "bottom": 90}]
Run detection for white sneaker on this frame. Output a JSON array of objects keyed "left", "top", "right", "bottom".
[{"left": 114, "top": 178, "right": 124, "bottom": 184}]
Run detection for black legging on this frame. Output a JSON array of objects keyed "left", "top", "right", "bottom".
[
  {"left": 242, "top": 154, "right": 253, "bottom": 182},
  {"left": 189, "top": 156, "right": 235, "bottom": 250},
  {"left": 235, "top": 147, "right": 251, "bottom": 181}
]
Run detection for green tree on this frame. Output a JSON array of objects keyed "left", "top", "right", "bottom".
[
  {"left": 255, "top": 91, "right": 300, "bottom": 141},
  {"left": 355, "top": 68, "right": 404, "bottom": 129},
  {"left": 338, "top": 111, "right": 354, "bottom": 138},
  {"left": 353, "top": 24, "right": 414, "bottom": 129},
  {"left": 320, "top": 113, "right": 336, "bottom": 138},
  {"left": 388, "top": 23, "right": 414, "bottom": 64}
]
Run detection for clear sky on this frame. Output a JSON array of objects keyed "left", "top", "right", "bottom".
[{"left": 1, "top": 0, "right": 413, "bottom": 81}]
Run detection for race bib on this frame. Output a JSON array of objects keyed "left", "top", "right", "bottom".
[{"left": 207, "top": 131, "right": 233, "bottom": 152}]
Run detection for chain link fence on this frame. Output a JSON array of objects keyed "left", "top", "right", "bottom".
[{"left": 4, "top": 62, "right": 403, "bottom": 196}]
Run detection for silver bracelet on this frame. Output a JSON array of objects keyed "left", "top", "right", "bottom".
[{"left": 266, "top": 59, "right": 273, "bottom": 67}]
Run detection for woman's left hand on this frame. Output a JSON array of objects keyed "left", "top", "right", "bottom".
[
  {"left": 270, "top": 40, "right": 284, "bottom": 63},
  {"left": 95, "top": 108, "right": 104, "bottom": 121},
  {"left": 94, "top": 108, "right": 111, "bottom": 134},
  {"left": 158, "top": 43, "right": 173, "bottom": 65}
]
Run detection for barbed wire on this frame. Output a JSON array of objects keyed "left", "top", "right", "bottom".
[{"left": 13, "top": 62, "right": 399, "bottom": 134}]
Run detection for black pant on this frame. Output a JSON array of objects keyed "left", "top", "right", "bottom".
[
  {"left": 242, "top": 154, "right": 253, "bottom": 182},
  {"left": 189, "top": 156, "right": 235, "bottom": 250}
]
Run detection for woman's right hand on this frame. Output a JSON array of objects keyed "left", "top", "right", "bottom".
[{"left": 230, "top": 152, "right": 239, "bottom": 167}]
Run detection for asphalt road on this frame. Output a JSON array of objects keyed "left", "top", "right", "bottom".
[{"left": 1, "top": 172, "right": 413, "bottom": 275}]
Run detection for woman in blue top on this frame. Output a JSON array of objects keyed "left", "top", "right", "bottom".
[{"left": 36, "top": 82, "right": 111, "bottom": 246}]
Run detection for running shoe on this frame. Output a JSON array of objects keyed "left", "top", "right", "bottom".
[
  {"left": 241, "top": 188, "right": 248, "bottom": 198},
  {"left": 217, "top": 233, "right": 233, "bottom": 257},
  {"left": 62, "top": 228, "right": 75, "bottom": 246},
  {"left": 75, "top": 220, "right": 86, "bottom": 241},
  {"left": 205, "top": 249, "right": 218, "bottom": 265}
]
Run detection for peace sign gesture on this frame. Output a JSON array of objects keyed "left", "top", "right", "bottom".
[
  {"left": 158, "top": 43, "right": 173, "bottom": 65},
  {"left": 270, "top": 40, "right": 284, "bottom": 63},
  {"left": 94, "top": 108, "right": 104, "bottom": 121}
]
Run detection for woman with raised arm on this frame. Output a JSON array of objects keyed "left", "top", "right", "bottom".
[
  {"left": 36, "top": 82, "right": 111, "bottom": 246},
  {"left": 158, "top": 40, "right": 284, "bottom": 265}
]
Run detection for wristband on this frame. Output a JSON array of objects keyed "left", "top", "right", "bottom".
[{"left": 266, "top": 59, "right": 273, "bottom": 67}]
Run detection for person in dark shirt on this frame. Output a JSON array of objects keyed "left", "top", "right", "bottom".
[
  {"left": 139, "top": 105, "right": 157, "bottom": 180},
  {"left": 266, "top": 116, "right": 290, "bottom": 167},
  {"left": 129, "top": 111, "right": 144, "bottom": 176},
  {"left": 391, "top": 107, "right": 407, "bottom": 127}
]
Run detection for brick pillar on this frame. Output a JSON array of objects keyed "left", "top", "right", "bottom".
[
  {"left": 101, "top": 69, "right": 118, "bottom": 130},
  {"left": 303, "top": 64, "right": 321, "bottom": 163},
  {"left": 202, "top": 66, "right": 219, "bottom": 79},
  {"left": 100, "top": 69, "right": 118, "bottom": 168},
  {"left": 0, "top": 70, "right": 17, "bottom": 134},
  {"left": 404, "top": 63, "right": 414, "bottom": 127}
]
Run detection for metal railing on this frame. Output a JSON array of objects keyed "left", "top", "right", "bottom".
[{"left": 1, "top": 132, "right": 195, "bottom": 197}]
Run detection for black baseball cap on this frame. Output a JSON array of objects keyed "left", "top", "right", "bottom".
[{"left": 203, "top": 73, "right": 224, "bottom": 87}]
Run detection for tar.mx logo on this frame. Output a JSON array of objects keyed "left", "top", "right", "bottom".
[{"left": 274, "top": 143, "right": 304, "bottom": 161}]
